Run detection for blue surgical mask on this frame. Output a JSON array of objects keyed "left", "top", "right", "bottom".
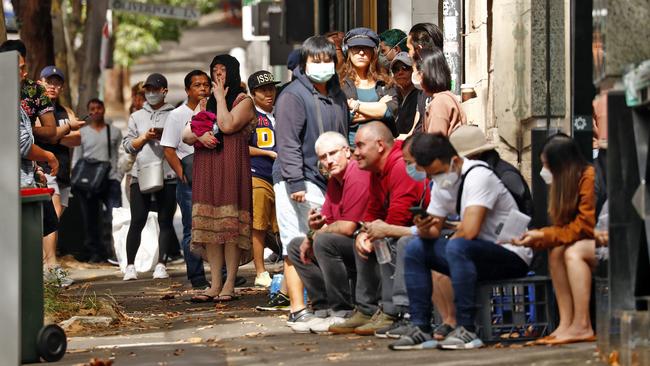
[
  {"left": 406, "top": 163, "right": 426, "bottom": 182},
  {"left": 305, "top": 62, "right": 336, "bottom": 84}
]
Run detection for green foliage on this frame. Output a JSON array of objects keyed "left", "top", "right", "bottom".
[{"left": 113, "top": 0, "right": 222, "bottom": 66}]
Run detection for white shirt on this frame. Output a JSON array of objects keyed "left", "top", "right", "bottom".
[
  {"left": 426, "top": 158, "right": 533, "bottom": 266},
  {"left": 160, "top": 103, "right": 195, "bottom": 160}
]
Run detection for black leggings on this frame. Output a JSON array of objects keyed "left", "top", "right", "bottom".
[{"left": 126, "top": 183, "right": 178, "bottom": 265}]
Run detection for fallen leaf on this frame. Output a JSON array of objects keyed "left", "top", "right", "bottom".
[
  {"left": 326, "top": 353, "right": 349, "bottom": 362},
  {"left": 345, "top": 335, "right": 361, "bottom": 340},
  {"left": 185, "top": 337, "right": 203, "bottom": 344},
  {"left": 173, "top": 348, "right": 184, "bottom": 356},
  {"left": 197, "top": 325, "right": 213, "bottom": 331},
  {"left": 246, "top": 332, "right": 263, "bottom": 338},
  {"left": 160, "top": 294, "right": 175, "bottom": 300}
]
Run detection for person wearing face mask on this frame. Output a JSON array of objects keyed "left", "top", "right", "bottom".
[
  {"left": 513, "top": 134, "right": 596, "bottom": 345},
  {"left": 122, "top": 73, "right": 179, "bottom": 281},
  {"left": 390, "top": 53, "right": 419, "bottom": 137},
  {"left": 406, "top": 23, "right": 444, "bottom": 133},
  {"left": 390, "top": 133, "right": 532, "bottom": 351},
  {"left": 340, "top": 27, "right": 399, "bottom": 145},
  {"left": 416, "top": 48, "right": 467, "bottom": 135},
  {"left": 378, "top": 28, "right": 408, "bottom": 70},
  {"left": 330, "top": 122, "right": 428, "bottom": 337},
  {"left": 273, "top": 35, "right": 348, "bottom": 330}
]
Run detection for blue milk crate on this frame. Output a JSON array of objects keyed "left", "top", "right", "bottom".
[{"left": 475, "top": 275, "right": 558, "bottom": 343}]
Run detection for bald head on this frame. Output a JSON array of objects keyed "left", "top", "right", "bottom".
[
  {"left": 357, "top": 121, "right": 394, "bottom": 147},
  {"left": 354, "top": 121, "right": 396, "bottom": 172}
]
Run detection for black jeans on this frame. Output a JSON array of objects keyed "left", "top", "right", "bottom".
[
  {"left": 126, "top": 183, "right": 178, "bottom": 265},
  {"left": 77, "top": 179, "right": 122, "bottom": 260},
  {"left": 287, "top": 233, "right": 356, "bottom": 317}
]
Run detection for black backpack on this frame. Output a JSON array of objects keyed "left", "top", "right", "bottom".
[{"left": 455, "top": 162, "right": 534, "bottom": 218}]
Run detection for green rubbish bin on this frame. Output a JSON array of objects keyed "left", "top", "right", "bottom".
[{"left": 21, "top": 188, "right": 67, "bottom": 363}]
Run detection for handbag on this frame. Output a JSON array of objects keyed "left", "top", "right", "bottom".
[
  {"left": 137, "top": 160, "right": 164, "bottom": 193},
  {"left": 71, "top": 126, "right": 112, "bottom": 194},
  {"left": 181, "top": 154, "right": 193, "bottom": 186}
]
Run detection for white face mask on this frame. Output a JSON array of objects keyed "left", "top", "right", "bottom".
[
  {"left": 431, "top": 160, "right": 459, "bottom": 190},
  {"left": 540, "top": 167, "right": 553, "bottom": 185},
  {"left": 411, "top": 70, "right": 423, "bottom": 90},
  {"left": 305, "top": 62, "right": 336, "bottom": 84},
  {"left": 145, "top": 91, "right": 165, "bottom": 105}
]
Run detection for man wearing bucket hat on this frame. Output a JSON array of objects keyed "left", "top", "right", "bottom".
[
  {"left": 450, "top": 125, "right": 533, "bottom": 217},
  {"left": 247, "top": 70, "right": 281, "bottom": 288}
]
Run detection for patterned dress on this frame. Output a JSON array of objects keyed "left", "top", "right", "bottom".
[{"left": 191, "top": 93, "right": 254, "bottom": 261}]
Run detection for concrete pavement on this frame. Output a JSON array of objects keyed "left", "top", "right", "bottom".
[{"left": 31, "top": 259, "right": 605, "bottom": 366}]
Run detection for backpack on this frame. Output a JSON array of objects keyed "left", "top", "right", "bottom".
[{"left": 455, "top": 162, "right": 534, "bottom": 218}]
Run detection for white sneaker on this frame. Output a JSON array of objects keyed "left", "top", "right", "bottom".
[
  {"left": 309, "top": 316, "right": 347, "bottom": 333},
  {"left": 152, "top": 263, "right": 169, "bottom": 279},
  {"left": 290, "top": 315, "right": 326, "bottom": 333},
  {"left": 123, "top": 265, "right": 138, "bottom": 281},
  {"left": 254, "top": 271, "right": 272, "bottom": 287}
]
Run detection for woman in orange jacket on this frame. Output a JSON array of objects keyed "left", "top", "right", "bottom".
[{"left": 513, "top": 134, "right": 596, "bottom": 345}]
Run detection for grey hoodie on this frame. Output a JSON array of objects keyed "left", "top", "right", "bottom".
[{"left": 123, "top": 102, "right": 176, "bottom": 180}]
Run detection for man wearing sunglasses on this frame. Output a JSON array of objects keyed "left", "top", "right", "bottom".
[{"left": 390, "top": 53, "right": 418, "bottom": 136}]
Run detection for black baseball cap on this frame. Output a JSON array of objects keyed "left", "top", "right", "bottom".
[
  {"left": 143, "top": 73, "right": 168, "bottom": 89},
  {"left": 247, "top": 70, "right": 280, "bottom": 91},
  {"left": 344, "top": 27, "right": 380, "bottom": 48}
]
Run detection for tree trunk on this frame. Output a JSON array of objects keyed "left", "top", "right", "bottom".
[
  {"left": 14, "top": 0, "right": 55, "bottom": 80},
  {"left": 0, "top": 1, "right": 7, "bottom": 43},
  {"left": 76, "top": 0, "right": 108, "bottom": 116},
  {"left": 51, "top": 0, "right": 72, "bottom": 106}
]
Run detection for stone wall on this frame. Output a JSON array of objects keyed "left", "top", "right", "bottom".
[{"left": 462, "top": 0, "right": 571, "bottom": 183}]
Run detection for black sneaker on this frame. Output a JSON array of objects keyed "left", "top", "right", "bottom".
[
  {"left": 376, "top": 318, "right": 410, "bottom": 338},
  {"left": 255, "top": 292, "right": 290, "bottom": 311},
  {"left": 235, "top": 276, "right": 247, "bottom": 287},
  {"left": 388, "top": 325, "right": 438, "bottom": 351}
]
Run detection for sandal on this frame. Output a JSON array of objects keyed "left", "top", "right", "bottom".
[
  {"left": 190, "top": 293, "right": 215, "bottom": 303},
  {"left": 433, "top": 323, "right": 455, "bottom": 340},
  {"left": 214, "top": 293, "right": 240, "bottom": 302}
]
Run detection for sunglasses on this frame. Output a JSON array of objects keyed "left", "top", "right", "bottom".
[{"left": 391, "top": 64, "right": 410, "bottom": 74}]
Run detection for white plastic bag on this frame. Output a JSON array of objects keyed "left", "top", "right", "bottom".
[{"left": 112, "top": 207, "right": 160, "bottom": 273}]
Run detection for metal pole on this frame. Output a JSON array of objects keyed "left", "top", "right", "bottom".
[{"left": 545, "top": 0, "right": 551, "bottom": 135}]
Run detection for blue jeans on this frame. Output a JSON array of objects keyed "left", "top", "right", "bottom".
[
  {"left": 177, "top": 180, "right": 207, "bottom": 287},
  {"left": 404, "top": 237, "right": 528, "bottom": 331}
]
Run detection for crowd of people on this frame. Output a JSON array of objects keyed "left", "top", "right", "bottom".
[{"left": 2, "top": 20, "right": 600, "bottom": 351}]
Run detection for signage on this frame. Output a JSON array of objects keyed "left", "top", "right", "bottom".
[{"left": 111, "top": 0, "right": 200, "bottom": 21}]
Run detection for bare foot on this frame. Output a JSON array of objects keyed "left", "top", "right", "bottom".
[{"left": 548, "top": 324, "right": 571, "bottom": 339}]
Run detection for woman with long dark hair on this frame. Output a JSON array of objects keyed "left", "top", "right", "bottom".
[
  {"left": 514, "top": 134, "right": 596, "bottom": 344},
  {"left": 339, "top": 27, "right": 399, "bottom": 145},
  {"left": 182, "top": 55, "right": 256, "bottom": 302},
  {"left": 415, "top": 48, "right": 466, "bottom": 135}
]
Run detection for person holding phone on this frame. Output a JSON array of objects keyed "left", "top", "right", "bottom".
[
  {"left": 285, "top": 132, "right": 371, "bottom": 333},
  {"left": 390, "top": 133, "right": 532, "bottom": 351},
  {"left": 122, "top": 73, "right": 178, "bottom": 281},
  {"left": 512, "top": 134, "right": 596, "bottom": 345},
  {"left": 330, "top": 122, "right": 427, "bottom": 336}
]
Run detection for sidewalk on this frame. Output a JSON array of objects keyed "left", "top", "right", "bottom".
[{"left": 33, "top": 259, "right": 604, "bottom": 366}]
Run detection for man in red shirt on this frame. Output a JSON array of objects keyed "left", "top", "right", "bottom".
[
  {"left": 286, "top": 131, "right": 371, "bottom": 333},
  {"left": 330, "top": 122, "right": 427, "bottom": 335}
]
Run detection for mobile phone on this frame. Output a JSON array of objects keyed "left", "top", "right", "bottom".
[
  {"left": 152, "top": 127, "right": 164, "bottom": 134},
  {"left": 409, "top": 206, "right": 429, "bottom": 218}
]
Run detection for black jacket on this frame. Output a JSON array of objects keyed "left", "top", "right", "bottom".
[{"left": 340, "top": 78, "right": 399, "bottom": 136}]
